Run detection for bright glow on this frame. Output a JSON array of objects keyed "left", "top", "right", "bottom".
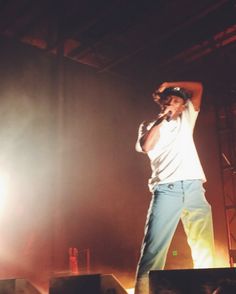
[
  {"left": 126, "top": 288, "right": 134, "bottom": 294},
  {"left": 0, "top": 172, "right": 10, "bottom": 213},
  {"left": 214, "top": 246, "right": 230, "bottom": 268},
  {"left": 192, "top": 242, "right": 229, "bottom": 269}
]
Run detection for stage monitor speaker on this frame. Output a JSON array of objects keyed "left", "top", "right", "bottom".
[
  {"left": 101, "top": 274, "right": 127, "bottom": 294},
  {"left": 49, "top": 274, "right": 128, "bottom": 294},
  {"left": 149, "top": 267, "right": 236, "bottom": 294},
  {"left": 0, "top": 278, "right": 40, "bottom": 294}
]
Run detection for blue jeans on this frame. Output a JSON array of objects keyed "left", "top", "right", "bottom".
[{"left": 135, "top": 180, "right": 215, "bottom": 294}]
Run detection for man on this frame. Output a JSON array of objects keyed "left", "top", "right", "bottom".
[{"left": 134, "top": 81, "right": 215, "bottom": 294}]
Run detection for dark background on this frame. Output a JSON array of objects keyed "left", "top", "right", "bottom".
[{"left": 0, "top": 0, "right": 235, "bottom": 291}]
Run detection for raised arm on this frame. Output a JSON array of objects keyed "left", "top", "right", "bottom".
[
  {"left": 138, "top": 81, "right": 203, "bottom": 153},
  {"left": 155, "top": 81, "right": 203, "bottom": 111}
]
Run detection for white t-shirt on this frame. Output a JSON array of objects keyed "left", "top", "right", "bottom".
[{"left": 136, "top": 101, "right": 206, "bottom": 191}]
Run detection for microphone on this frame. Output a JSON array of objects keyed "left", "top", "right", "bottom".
[
  {"left": 153, "top": 111, "right": 172, "bottom": 127},
  {"left": 166, "top": 111, "right": 172, "bottom": 121}
]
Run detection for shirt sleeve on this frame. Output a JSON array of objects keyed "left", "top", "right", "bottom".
[
  {"left": 135, "top": 120, "right": 155, "bottom": 152},
  {"left": 135, "top": 122, "right": 145, "bottom": 152}
]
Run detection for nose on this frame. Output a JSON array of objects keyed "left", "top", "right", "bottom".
[{"left": 167, "top": 100, "right": 174, "bottom": 106}]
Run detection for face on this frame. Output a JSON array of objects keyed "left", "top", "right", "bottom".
[{"left": 164, "top": 96, "right": 185, "bottom": 119}]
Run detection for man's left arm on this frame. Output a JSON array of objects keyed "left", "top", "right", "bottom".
[{"left": 156, "top": 81, "right": 203, "bottom": 111}]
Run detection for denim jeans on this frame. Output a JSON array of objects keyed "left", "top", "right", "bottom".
[{"left": 134, "top": 180, "right": 215, "bottom": 294}]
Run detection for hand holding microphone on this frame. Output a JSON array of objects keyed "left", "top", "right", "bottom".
[
  {"left": 153, "top": 108, "right": 172, "bottom": 127},
  {"left": 152, "top": 83, "right": 192, "bottom": 124},
  {"left": 165, "top": 110, "right": 173, "bottom": 122},
  {"left": 160, "top": 106, "right": 173, "bottom": 121}
]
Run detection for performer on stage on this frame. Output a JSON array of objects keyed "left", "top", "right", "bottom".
[{"left": 134, "top": 81, "right": 215, "bottom": 294}]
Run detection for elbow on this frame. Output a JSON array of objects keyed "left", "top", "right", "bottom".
[
  {"left": 195, "top": 82, "right": 203, "bottom": 97},
  {"left": 139, "top": 136, "right": 154, "bottom": 153},
  {"left": 139, "top": 137, "right": 147, "bottom": 153},
  {"left": 136, "top": 142, "right": 149, "bottom": 153},
  {"left": 198, "top": 83, "right": 203, "bottom": 95},
  {"left": 141, "top": 147, "right": 149, "bottom": 153},
  {"left": 140, "top": 141, "right": 151, "bottom": 153}
]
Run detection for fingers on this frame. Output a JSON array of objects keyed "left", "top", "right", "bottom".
[
  {"left": 152, "top": 82, "right": 169, "bottom": 103},
  {"left": 157, "top": 82, "right": 168, "bottom": 93},
  {"left": 152, "top": 91, "right": 160, "bottom": 103}
]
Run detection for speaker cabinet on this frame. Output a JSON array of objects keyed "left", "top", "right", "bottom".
[
  {"left": 49, "top": 274, "right": 127, "bottom": 294},
  {"left": 149, "top": 267, "right": 236, "bottom": 294},
  {"left": 49, "top": 274, "right": 100, "bottom": 294},
  {"left": 0, "top": 278, "right": 40, "bottom": 294},
  {"left": 101, "top": 274, "right": 127, "bottom": 294}
]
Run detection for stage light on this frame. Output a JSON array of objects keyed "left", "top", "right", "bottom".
[
  {"left": 214, "top": 246, "right": 230, "bottom": 268},
  {"left": 126, "top": 288, "right": 134, "bottom": 294},
  {"left": 0, "top": 172, "right": 10, "bottom": 214}
]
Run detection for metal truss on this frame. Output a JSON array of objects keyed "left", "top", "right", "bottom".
[{"left": 215, "top": 98, "right": 236, "bottom": 267}]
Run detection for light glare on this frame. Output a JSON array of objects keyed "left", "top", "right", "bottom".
[{"left": 0, "top": 172, "right": 10, "bottom": 213}]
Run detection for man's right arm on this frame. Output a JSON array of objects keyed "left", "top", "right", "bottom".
[
  {"left": 139, "top": 124, "right": 161, "bottom": 153},
  {"left": 136, "top": 115, "right": 166, "bottom": 153}
]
